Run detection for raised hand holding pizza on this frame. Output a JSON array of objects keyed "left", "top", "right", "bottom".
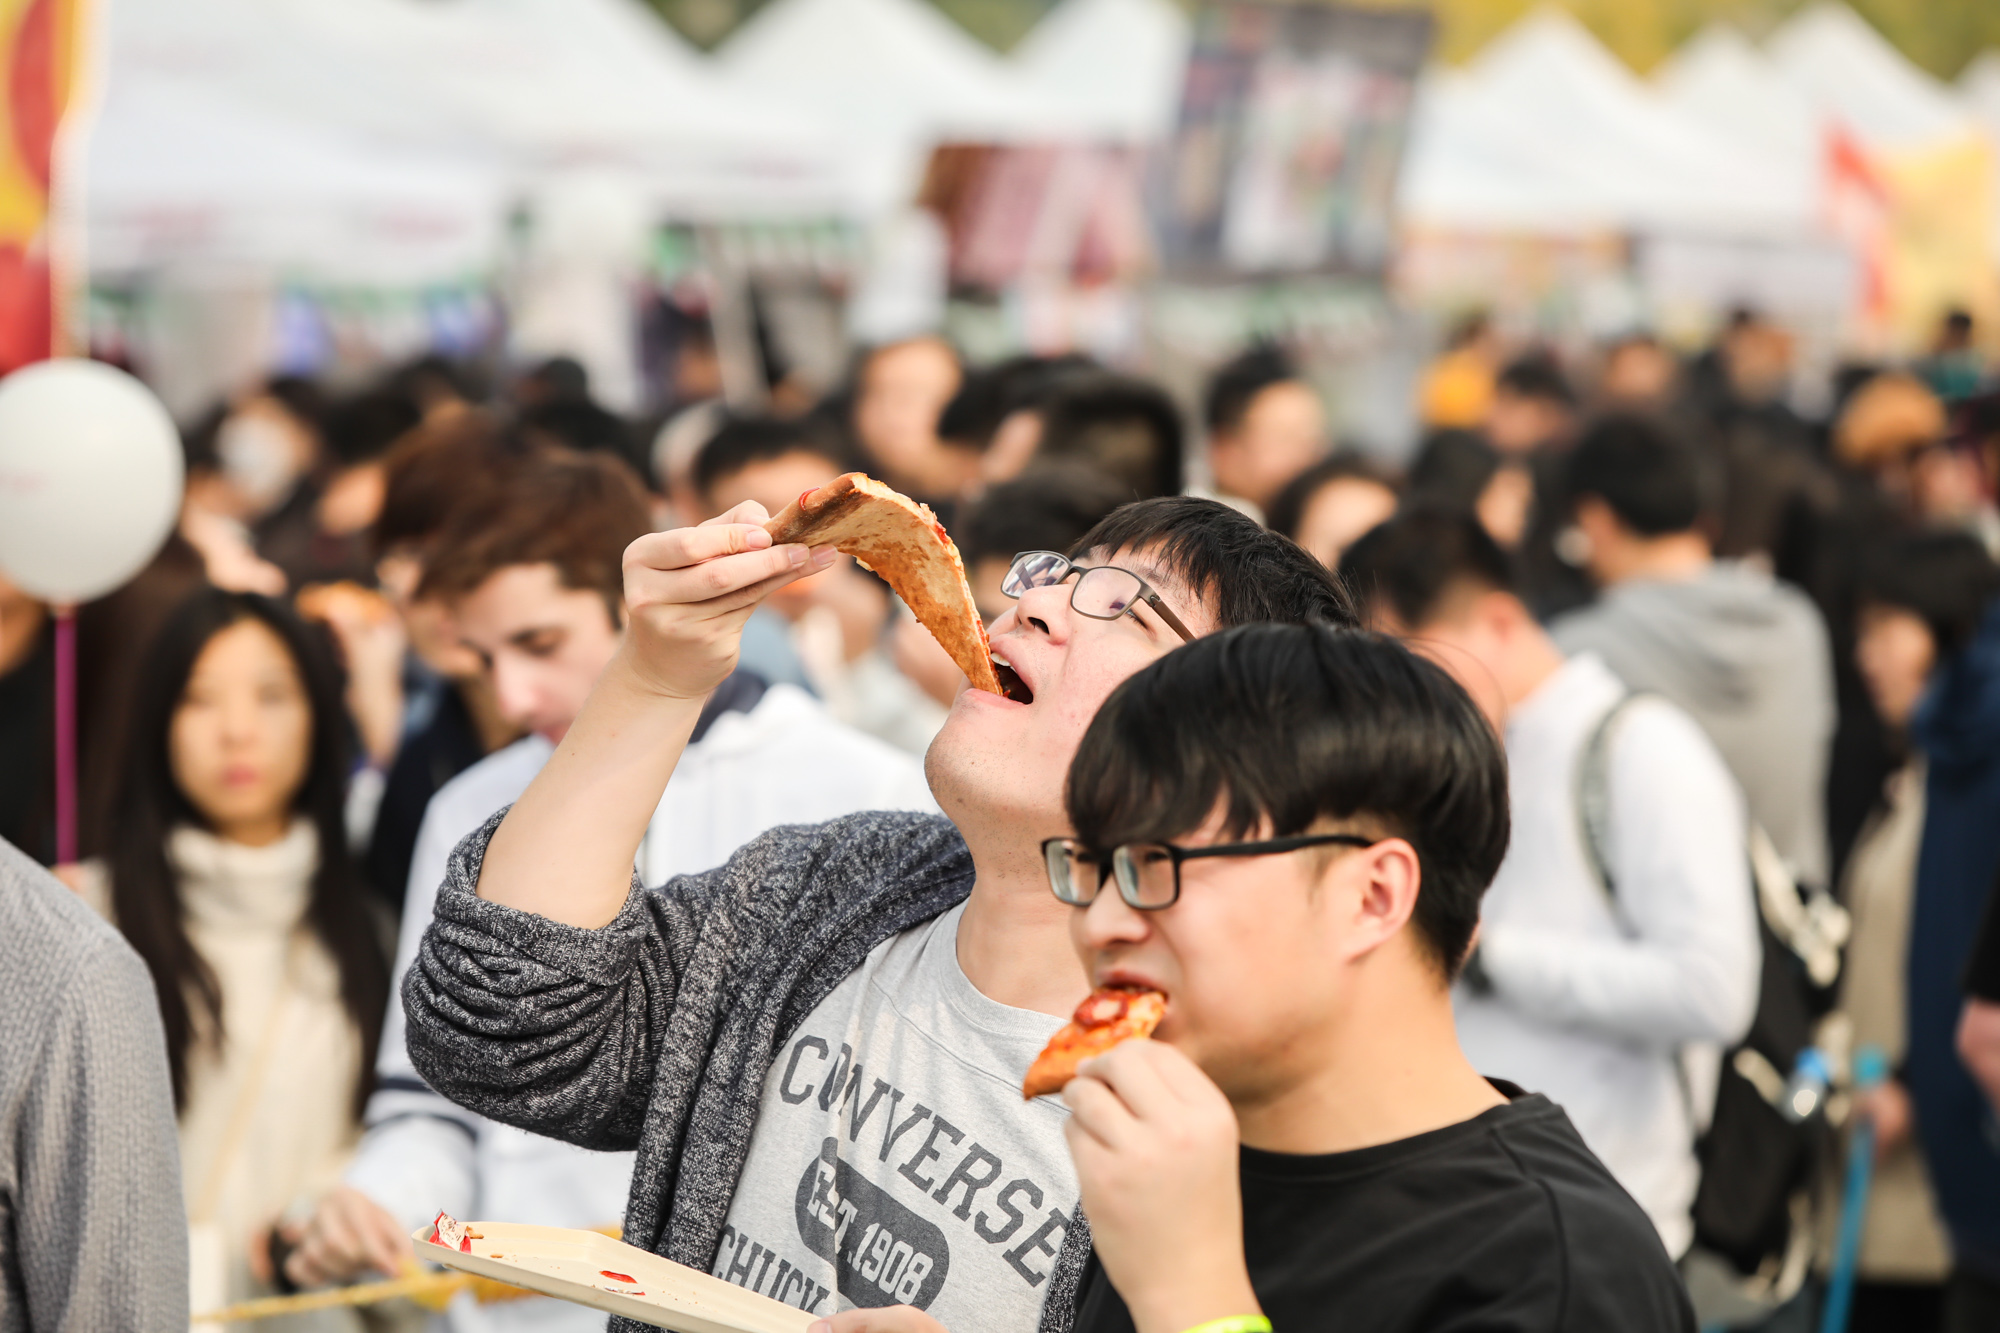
[
  {"left": 1063, "top": 1040, "right": 1260, "bottom": 1333},
  {"left": 618, "top": 500, "right": 836, "bottom": 701},
  {"left": 476, "top": 501, "right": 833, "bottom": 926}
]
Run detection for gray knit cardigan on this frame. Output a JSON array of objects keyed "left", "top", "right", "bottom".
[{"left": 404, "top": 807, "right": 1091, "bottom": 1333}]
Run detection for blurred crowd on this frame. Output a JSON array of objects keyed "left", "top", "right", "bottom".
[{"left": 4, "top": 300, "right": 2000, "bottom": 1332}]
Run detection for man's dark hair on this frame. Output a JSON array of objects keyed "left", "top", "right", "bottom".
[
  {"left": 1405, "top": 428, "right": 1500, "bottom": 511},
  {"left": 1036, "top": 374, "right": 1186, "bottom": 500},
  {"left": 373, "top": 409, "right": 543, "bottom": 560},
  {"left": 1857, "top": 531, "right": 2000, "bottom": 657},
  {"left": 1204, "top": 346, "right": 1298, "bottom": 435},
  {"left": 520, "top": 356, "right": 590, "bottom": 404},
  {"left": 1338, "top": 506, "right": 1515, "bottom": 629},
  {"left": 1495, "top": 352, "right": 1575, "bottom": 407},
  {"left": 938, "top": 354, "right": 1097, "bottom": 452},
  {"left": 1263, "top": 454, "right": 1399, "bottom": 545},
  {"left": 1067, "top": 623, "right": 1509, "bottom": 979},
  {"left": 691, "top": 415, "right": 854, "bottom": 508},
  {"left": 262, "top": 374, "right": 331, "bottom": 436},
  {"left": 1567, "top": 412, "right": 1707, "bottom": 536},
  {"left": 388, "top": 353, "right": 484, "bottom": 411},
  {"left": 1070, "top": 496, "right": 1355, "bottom": 630},
  {"left": 521, "top": 398, "right": 643, "bottom": 477},
  {"left": 418, "top": 450, "right": 652, "bottom": 619},
  {"left": 322, "top": 387, "right": 424, "bottom": 467},
  {"left": 959, "top": 464, "right": 1130, "bottom": 567}
]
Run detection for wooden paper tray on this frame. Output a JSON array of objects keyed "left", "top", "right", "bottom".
[{"left": 411, "top": 1221, "right": 815, "bottom": 1333}]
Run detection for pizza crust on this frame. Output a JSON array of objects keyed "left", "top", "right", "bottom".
[
  {"left": 764, "top": 473, "right": 1003, "bottom": 696},
  {"left": 1021, "top": 985, "right": 1167, "bottom": 1099}
]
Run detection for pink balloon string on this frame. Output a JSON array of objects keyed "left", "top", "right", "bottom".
[{"left": 53, "top": 607, "right": 76, "bottom": 865}]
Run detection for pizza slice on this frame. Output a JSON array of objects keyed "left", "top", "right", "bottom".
[
  {"left": 1022, "top": 984, "right": 1168, "bottom": 1099},
  {"left": 763, "top": 473, "right": 1004, "bottom": 697}
]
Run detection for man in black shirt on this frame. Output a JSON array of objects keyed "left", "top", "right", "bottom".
[
  {"left": 811, "top": 624, "right": 1692, "bottom": 1333},
  {"left": 1963, "top": 877, "right": 2000, "bottom": 1118}
]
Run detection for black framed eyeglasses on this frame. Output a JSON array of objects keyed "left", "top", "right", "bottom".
[
  {"left": 1002, "top": 550, "right": 1195, "bottom": 643},
  {"left": 1041, "top": 834, "right": 1378, "bottom": 910}
]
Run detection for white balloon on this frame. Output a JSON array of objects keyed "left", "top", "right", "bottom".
[{"left": 0, "top": 359, "right": 186, "bottom": 605}]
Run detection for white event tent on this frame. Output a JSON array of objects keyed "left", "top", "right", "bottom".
[
  {"left": 87, "top": 0, "right": 852, "bottom": 285},
  {"left": 85, "top": 74, "right": 504, "bottom": 285},
  {"left": 86, "top": 0, "right": 865, "bottom": 410},
  {"left": 1767, "top": 2, "right": 1976, "bottom": 151},
  {"left": 1968, "top": 51, "right": 2000, "bottom": 138},
  {"left": 1767, "top": 3, "right": 1997, "bottom": 323},
  {"left": 717, "top": 0, "right": 1061, "bottom": 215},
  {"left": 1395, "top": 66, "right": 1611, "bottom": 234},
  {"left": 1010, "top": 0, "right": 1190, "bottom": 143},
  {"left": 1655, "top": 24, "right": 1824, "bottom": 227},
  {"left": 1397, "top": 8, "right": 1808, "bottom": 239}
]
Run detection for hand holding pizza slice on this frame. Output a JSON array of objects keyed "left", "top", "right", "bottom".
[
  {"left": 1023, "top": 984, "right": 1168, "bottom": 1099},
  {"left": 763, "top": 473, "right": 1004, "bottom": 698}
]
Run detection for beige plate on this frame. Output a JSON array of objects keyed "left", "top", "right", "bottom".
[{"left": 410, "top": 1222, "right": 815, "bottom": 1333}]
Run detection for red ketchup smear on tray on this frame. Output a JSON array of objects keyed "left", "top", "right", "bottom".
[{"left": 600, "top": 1271, "right": 638, "bottom": 1283}]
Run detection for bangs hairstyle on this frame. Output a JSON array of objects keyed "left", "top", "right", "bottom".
[
  {"left": 1204, "top": 346, "right": 1298, "bottom": 435},
  {"left": 1338, "top": 505, "right": 1514, "bottom": 630},
  {"left": 691, "top": 414, "right": 854, "bottom": 508},
  {"left": 1066, "top": 623, "right": 1509, "bottom": 978},
  {"left": 373, "top": 409, "right": 544, "bottom": 560},
  {"left": 1068, "top": 496, "right": 1357, "bottom": 630},
  {"left": 1856, "top": 530, "right": 2000, "bottom": 656},
  {"left": 417, "top": 449, "right": 652, "bottom": 618}
]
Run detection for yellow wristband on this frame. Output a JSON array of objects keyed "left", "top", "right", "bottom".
[{"left": 1179, "top": 1318, "right": 1271, "bottom": 1333}]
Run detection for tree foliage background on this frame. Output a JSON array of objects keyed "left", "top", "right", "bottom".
[{"left": 651, "top": 0, "right": 2000, "bottom": 80}]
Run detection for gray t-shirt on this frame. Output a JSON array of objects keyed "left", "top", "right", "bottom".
[{"left": 716, "top": 902, "right": 1076, "bottom": 1327}]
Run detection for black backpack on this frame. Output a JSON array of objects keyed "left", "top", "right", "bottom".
[{"left": 1578, "top": 693, "right": 1849, "bottom": 1308}]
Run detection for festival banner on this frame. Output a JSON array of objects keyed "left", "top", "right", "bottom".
[
  {"left": 1877, "top": 134, "right": 1998, "bottom": 352},
  {"left": 0, "top": 0, "right": 83, "bottom": 372}
]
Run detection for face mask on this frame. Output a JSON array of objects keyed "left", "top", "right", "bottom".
[{"left": 218, "top": 413, "right": 305, "bottom": 514}]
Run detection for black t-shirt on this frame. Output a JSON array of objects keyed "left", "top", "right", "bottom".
[
  {"left": 364, "top": 677, "right": 490, "bottom": 917},
  {"left": 0, "top": 625, "right": 53, "bottom": 864},
  {"left": 1071, "top": 1084, "right": 1694, "bottom": 1333},
  {"left": 1968, "top": 872, "right": 2000, "bottom": 1004}
]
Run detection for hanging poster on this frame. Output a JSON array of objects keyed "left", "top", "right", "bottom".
[
  {"left": 918, "top": 143, "right": 1153, "bottom": 294},
  {"left": 1152, "top": 1, "right": 1430, "bottom": 279}
]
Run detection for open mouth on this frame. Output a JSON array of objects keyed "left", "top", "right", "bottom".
[{"left": 993, "top": 659, "right": 1034, "bottom": 705}]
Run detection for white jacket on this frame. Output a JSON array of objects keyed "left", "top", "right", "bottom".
[
  {"left": 1455, "top": 653, "right": 1760, "bottom": 1258},
  {"left": 344, "top": 684, "right": 936, "bottom": 1332}
]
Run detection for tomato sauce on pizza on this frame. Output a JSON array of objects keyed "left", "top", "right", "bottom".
[{"left": 1022, "top": 984, "right": 1167, "bottom": 1099}]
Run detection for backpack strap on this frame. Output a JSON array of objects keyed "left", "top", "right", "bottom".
[
  {"left": 1577, "top": 689, "right": 1849, "bottom": 981},
  {"left": 1575, "top": 690, "right": 1648, "bottom": 912}
]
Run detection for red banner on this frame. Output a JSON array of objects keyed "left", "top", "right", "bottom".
[{"left": 0, "top": 0, "right": 80, "bottom": 372}]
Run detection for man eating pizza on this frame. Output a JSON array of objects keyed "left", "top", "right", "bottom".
[
  {"left": 401, "top": 493, "right": 1352, "bottom": 1333},
  {"left": 822, "top": 624, "right": 1694, "bottom": 1333}
]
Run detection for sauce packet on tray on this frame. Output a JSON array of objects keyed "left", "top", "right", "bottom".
[{"left": 430, "top": 1210, "right": 473, "bottom": 1253}]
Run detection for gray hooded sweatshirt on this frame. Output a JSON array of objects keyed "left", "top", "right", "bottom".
[{"left": 1552, "top": 560, "right": 1835, "bottom": 888}]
